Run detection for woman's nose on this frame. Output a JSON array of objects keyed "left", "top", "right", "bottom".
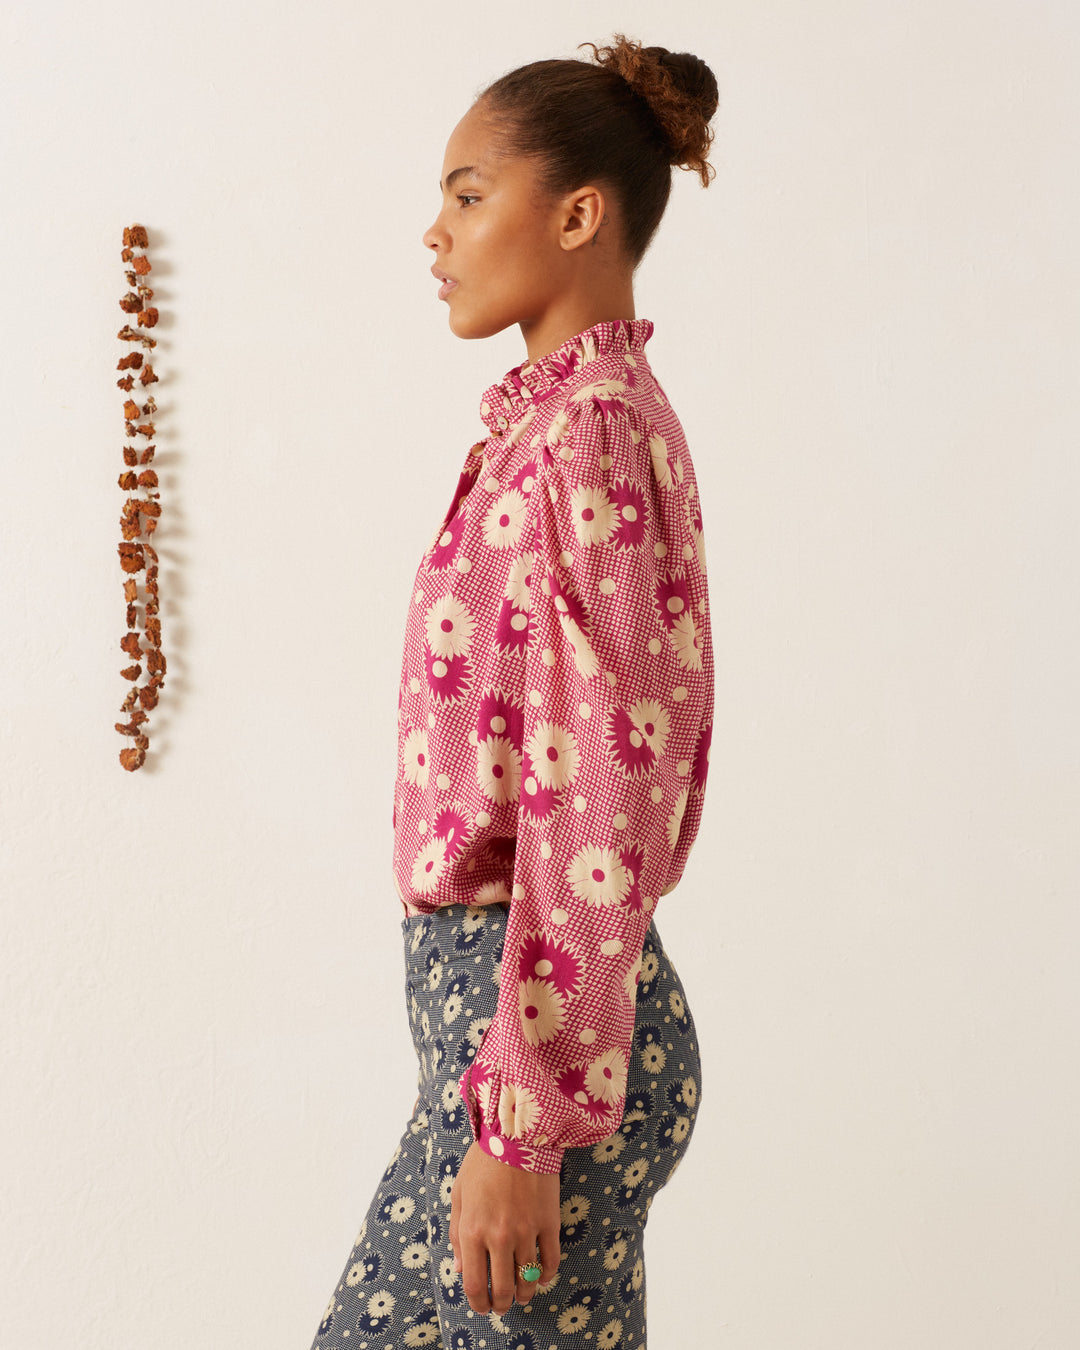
[{"left": 422, "top": 216, "right": 445, "bottom": 252}]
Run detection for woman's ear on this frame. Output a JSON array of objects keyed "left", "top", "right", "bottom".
[{"left": 559, "top": 185, "right": 608, "bottom": 252}]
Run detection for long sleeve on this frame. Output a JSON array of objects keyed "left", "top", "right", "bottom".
[{"left": 456, "top": 373, "right": 714, "bottom": 1173}]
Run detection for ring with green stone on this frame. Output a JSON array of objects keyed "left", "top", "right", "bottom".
[{"left": 518, "top": 1260, "right": 542, "bottom": 1283}]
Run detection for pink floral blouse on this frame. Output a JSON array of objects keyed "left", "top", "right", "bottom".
[{"left": 392, "top": 317, "right": 714, "bottom": 1173}]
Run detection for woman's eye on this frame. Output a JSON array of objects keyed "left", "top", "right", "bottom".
[{"left": 457, "top": 195, "right": 479, "bottom": 207}]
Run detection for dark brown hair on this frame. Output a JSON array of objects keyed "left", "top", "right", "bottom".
[{"left": 477, "top": 34, "right": 720, "bottom": 268}]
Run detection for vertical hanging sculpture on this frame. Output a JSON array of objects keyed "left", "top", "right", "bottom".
[{"left": 115, "top": 223, "right": 165, "bottom": 770}]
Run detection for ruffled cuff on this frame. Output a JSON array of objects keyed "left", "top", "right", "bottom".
[
  {"left": 473, "top": 1111, "right": 565, "bottom": 1175},
  {"left": 459, "top": 1060, "right": 565, "bottom": 1176}
]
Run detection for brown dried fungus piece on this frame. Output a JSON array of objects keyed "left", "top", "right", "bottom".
[
  {"left": 123, "top": 578, "right": 138, "bottom": 602},
  {"left": 144, "top": 616, "right": 161, "bottom": 648},
  {"left": 118, "top": 352, "right": 143, "bottom": 370},
  {"left": 119, "top": 470, "right": 137, "bottom": 490},
  {"left": 132, "top": 254, "right": 151, "bottom": 276},
  {"left": 119, "top": 746, "right": 146, "bottom": 771},
  {"left": 120, "top": 663, "right": 142, "bottom": 681},
  {"left": 126, "top": 602, "right": 138, "bottom": 629},
  {"left": 137, "top": 307, "right": 159, "bottom": 328},
  {"left": 117, "top": 324, "right": 156, "bottom": 349},
  {"left": 137, "top": 469, "right": 158, "bottom": 488},
  {"left": 122, "top": 445, "right": 138, "bottom": 465},
  {"left": 139, "top": 444, "right": 156, "bottom": 464}
]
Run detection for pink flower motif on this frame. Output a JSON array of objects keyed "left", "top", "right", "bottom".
[
  {"left": 654, "top": 570, "right": 692, "bottom": 632},
  {"left": 433, "top": 803, "right": 471, "bottom": 860},
  {"left": 494, "top": 598, "right": 530, "bottom": 653},
  {"left": 424, "top": 647, "right": 472, "bottom": 704},
  {"left": 555, "top": 1064, "right": 615, "bottom": 1124},
  {"left": 510, "top": 458, "right": 538, "bottom": 495},
  {"left": 618, "top": 841, "right": 647, "bottom": 913},
  {"left": 518, "top": 750, "right": 561, "bottom": 824},
  {"left": 691, "top": 720, "right": 712, "bottom": 790},
  {"left": 518, "top": 930, "right": 583, "bottom": 996},
  {"left": 546, "top": 570, "right": 590, "bottom": 632},
  {"left": 478, "top": 1125, "right": 530, "bottom": 1168},
  {"left": 605, "top": 706, "right": 659, "bottom": 778},
  {"left": 427, "top": 460, "right": 477, "bottom": 568},
  {"left": 609, "top": 478, "right": 648, "bottom": 550},
  {"left": 476, "top": 689, "right": 524, "bottom": 751}
]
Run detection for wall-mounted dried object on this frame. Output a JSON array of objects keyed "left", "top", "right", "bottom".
[{"left": 115, "top": 223, "right": 165, "bottom": 770}]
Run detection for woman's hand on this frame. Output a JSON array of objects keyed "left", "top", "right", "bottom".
[{"left": 448, "top": 1140, "right": 561, "bottom": 1315}]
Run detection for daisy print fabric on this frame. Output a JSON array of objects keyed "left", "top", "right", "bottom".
[
  {"left": 393, "top": 319, "right": 714, "bottom": 1174},
  {"left": 309, "top": 903, "right": 702, "bottom": 1350}
]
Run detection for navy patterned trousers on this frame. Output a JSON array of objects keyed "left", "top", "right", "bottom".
[{"left": 308, "top": 901, "right": 702, "bottom": 1350}]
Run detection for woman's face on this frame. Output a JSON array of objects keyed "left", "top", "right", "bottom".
[{"left": 422, "top": 102, "right": 575, "bottom": 342}]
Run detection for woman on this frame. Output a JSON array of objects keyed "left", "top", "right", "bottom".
[{"left": 311, "top": 35, "right": 719, "bottom": 1350}]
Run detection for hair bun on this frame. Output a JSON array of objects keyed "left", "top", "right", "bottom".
[{"left": 581, "top": 34, "right": 719, "bottom": 185}]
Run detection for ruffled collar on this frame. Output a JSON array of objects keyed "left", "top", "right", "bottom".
[{"left": 479, "top": 317, "right": 654, "bottom": 437}]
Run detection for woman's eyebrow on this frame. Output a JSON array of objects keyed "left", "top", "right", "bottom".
[{"left": 439, "top": 165, "right": 486, "bottom": 192}]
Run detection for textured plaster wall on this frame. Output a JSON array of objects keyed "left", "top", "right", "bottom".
[{"left": 1, "top": 2, "right": 1078, "bottom": 1347}]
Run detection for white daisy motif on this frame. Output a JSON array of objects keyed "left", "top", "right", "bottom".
[
  {"left": 525, "top": 720, "right": 580, "bottom": 790},
  {"left": 557, "top": 1304, "right": 592, "bottom": 1334},
  {"left": 518, "top": 977, "right": 567, "bottom": 1045},
  {"left": 586, "top": 1047, "right": 628, "bottom": 1104},
  {"left": 476, "top": 734, "right": 522, "bottom": 806},
  {"left": 666, "top": 788, "right": 690, "bottom": 850},
  {"left": 559, "top": 614, "right": 599, "bottom": 678},
  {"left": 401, "top": 1241, "right": 429, "bottom": 1270},
  {"left": 425, "top": 594, "right": 476, "bottom": 659},
  {"left": 546, "top": 410, "right": 571, "bottom": 448},
  {"left": 569, "top": 377, "right": 628, "bottom": 403},
  {"left": 367, "top": 1289, "right": 396, "bottom": 1316},
  {"left": 560, "top": 1194, "right": 591, "bottom": 1225},
  {"left": 473, "top": 878, "right": 512, "bottom": 907},
  {"left": 622, "top": 954, "right": 642, "bottom": 1002},
  {"left": 669, "top": 989, "right": 685, "bottom": 1019},
  {"left": 603, "top": 1235, "right": 628, "bottom": 1270},
  {"left": 682, "top": 1075, "right": 698, "bottom": 1110},
  {"left": 404, "top": 1322, "right": 442, "bottom": 1347},
  {"left": 441, "top": 1079, "right": 461, "bottom": 1112},
  {"left": 465, "top": 1017, "right": 491, "bottom": 1048},
  {"left": 498, "top": 1082, "right": 541, "bottom": 1137},
  {"left": 443, "top": 992, "right": 463, "bottom": 1023},
  {"left": 627, "top": 698, "right": 671, "bottom": 759},
  {"left": 483, "top": 489, "right": 528, "bottom": 549},
  {"left": 672, "top": 1115, "right": 691, "bottom": 1144},
  {"left": 622, "top": 1158, "right": 649, "bottom": 1188},
  {"left": 566, "top": 845, "right": 630, "bottom": 908},
  {"left": 640, "top": 1042, "right": 666, "bottom": 1074},
  {"left": 670, "top": 610, "right": 704, "bottom": 670},
  {"left": 505, "top": 552, "right": 534, "bottom": 610},
  {"left": 570, "top": 484, "right": 618, "bottom": 546},
  {"left": 597, "top": 1317, "right": 624, "bottom": 1347},
  {"left": 388, "top": 1196, "right": 415, "bottom": 1223},
  {"left": 401, "top": 727, "right": 430, "bottom": 789},
  {"left": 592, "top": 1132, "right": 627, "bottom": 1164},
  {"left": 631, "top": 1257, "right": 644, "bottom": 1290},
  {"left": 411, "top": 837, "right": 447, "bottom": 894},
  {"left": 640, "top": 949, "right": 659, "bottom": 985}
]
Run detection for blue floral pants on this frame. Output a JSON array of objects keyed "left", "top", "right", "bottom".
[{"left": 309, "top": 902, "right": 701, "bottom": 1349}]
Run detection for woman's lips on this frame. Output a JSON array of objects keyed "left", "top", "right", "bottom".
[{"left": 438, "top": 278, "right": 458, "bottom": 300}]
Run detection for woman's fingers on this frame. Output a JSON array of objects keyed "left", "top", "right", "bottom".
[
  {"left": 461, "top": 1234, "right": 493, "bottom": 1314},
  {"left": 488, "top": 1244, "right": 517, "bottom": 1316},
  {"left": 537, "top": 1223, "right": 561, "bottom": 1290},
  {"left": 514, "top": 1240, "right": 544, "bottom": 1305}
]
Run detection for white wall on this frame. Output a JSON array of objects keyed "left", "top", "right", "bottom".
[{"left": 2, "top": 2, "right": 1078, "bottom": 1346}]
